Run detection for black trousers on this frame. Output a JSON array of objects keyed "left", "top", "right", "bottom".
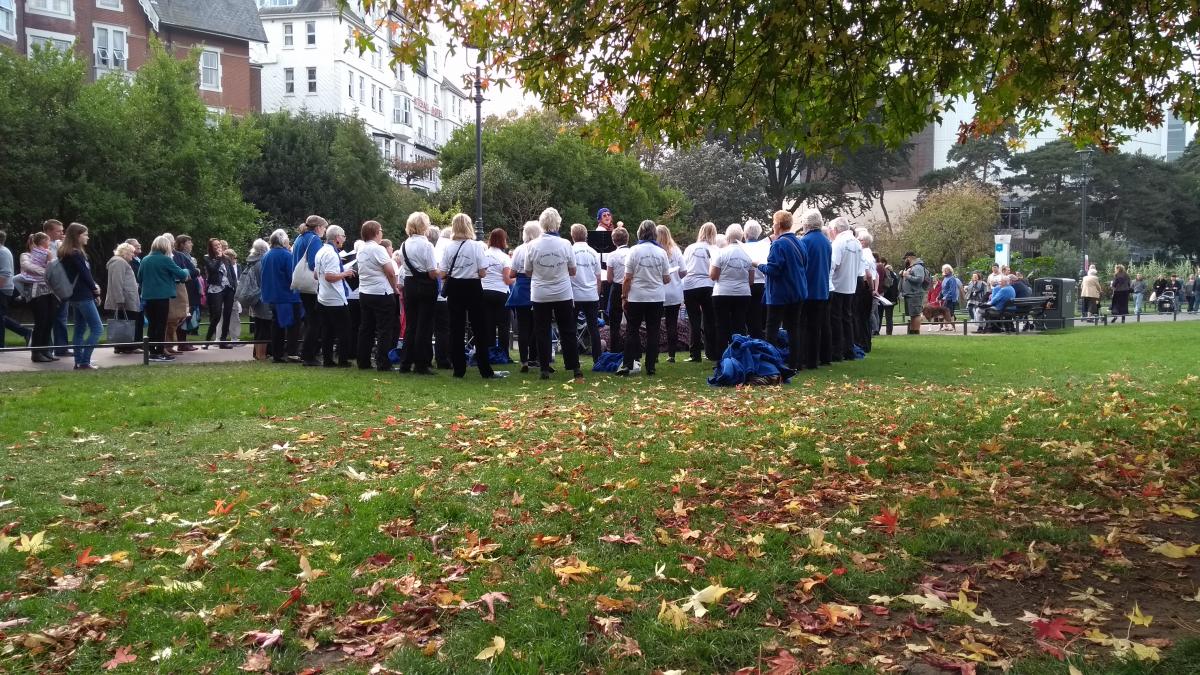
[
  {"left": 877, "top": 300, "right": 895, "bottom": 335},
  {"left": 854, "top": 278, "right": 873, "bottom": 353},
  {"left": 357, "top": 293, "right": 397, "bottom": 370},
  {"left": 576, "top": 300, "right": 602, "bottom": 361},
  {"left": 271, "top": 303, "right": 302, "bottom": 360},
  {"left": 829, "top": 292, "right": 856, "bottom": 361},
  {"left": 401, "top": 291, "right": 435, "bottom": 371},
  {"left": 624, "top": 301, "right": 662, "bottom": 371},
  {"left": 318, "top": 303, "right": 351, "bottom": 365},
  {"left": 434, "top": 301, "right": 450, "bottom": 367},
  {"left": 803, "top": 299, "right": 832, "bottom": 368},
  {"left": 513, "top": 305, "right": 538, "bottom": 365},
  {"left": 663, "top": 304, "right": 681, "bottom": 357},
  {"left": 713, "top": 294, "right": 749, "bottom": 355},
  {"left": 29, "top": 294, "right": 56, "bottom": 358},
  {"left": 346, "top": 298, "right": 360, "bottom": 360},
  {"left": 299, "top": 292, "right": 320, "bottom": 361},
  {"left": 446, "top": 278, "right": 494, "bottom": 377},
  {"left": 606, "top": 285, "right": 625, "bottom": 353},
  {"left": 766, "top": 302, "right": 803, "bottom": 371},
  {"left": 683, "top": 286, "right": 717, "bottom": 360},
  {"left": 145, "top": 298, "right": 170, "bottom": 356},
  {"left": 205, "top": 288, "right": 235, "bottom": 342},
  {"left": 534, "top": 299, "right": 579, "bottom": 373},
  {"left": 482, "top": 290, "right": 511, "bottom": 357},
  {"left": 748, "top": 283, "right": 766, "bottom": 339}
]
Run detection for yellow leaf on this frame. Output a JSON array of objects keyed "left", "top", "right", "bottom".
[
  {"left": 413, "top": 484, "right": 426, "bottom": 499},
  {"left": 950, "top": 591, "right": 977, "bottom": 615},
  {"left": 657, "top": 600, "right": 689, "bottom": 630},
  {"left": 553, "top": 558, "right": 599, "bottom": 584},
  {"left": 1160, "top": 505, "right": 1198, "bottom": 519},
  {"left": 927, "top": 513, "right": 952, "bottom": 528},
  {"left": 296, "top": 555, "right": 325, "bottom": 582},
  {"left": 474, "top": 636, "right": 505, "bottom": 660},
  {"left": 1126, "top": 602, "right": 1153, "bottom": 627},
  {"left": 1150, "top": 542, "right": 1200, "bottom": 558},
  {"left": 0, "top": 534, "right": 15, "bottom": 553},
  {"left": 108, "top": 551, "right": 129, "bottom": 562},
  {"left": 898, "top": 593, "right": 950, "bottom": 612},
  {"left": 680, "top": 584, "right": 731, "bottom": 617},
  {"left": 616, "top": 575, "right": 642, "bottom": 593},
  {"left": 14, "top": 531, "right": 49, "bottom": 555},
  {"left": 156, "top": 577, "right": 204, "bottom": 593}
]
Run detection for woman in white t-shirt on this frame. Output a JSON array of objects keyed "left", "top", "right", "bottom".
[
  {"left": 656, "top": 225, "right": 684, "bottom": 363},
  {"left": 438, "top": 214, "right": 505, "bottom": 379},
  {"left": 570, "top": 223, "right": 603, "bottom": 361},
  {"left": 355, "top": 220, "right": 399, "bottom": 371},
  {"left": 505, "top": 222, "right": 541, "bottom": 371},
  {"left": 681, "top": 222, "right": 718, "bottom": 361},
  {"left": 524, "top": 207, "right": 581, "bottom": 380},
  {"left": 604, "top": 227, "right": 630, "bottom": 352},
  {"left": 619, "top": 220, "right": 671, "bottom": 376},
  {"left": 396, "top": 212, "right": 439, "bottom": 375},
  {"left": 709, "top": 223, "right": 755, "bottom": 353},
  {"left": 481, "top": 228, "right": 513, "bottom": 362}
]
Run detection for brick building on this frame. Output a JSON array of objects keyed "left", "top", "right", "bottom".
[{"left": 0, "top": 0, "right": 266, "bottom": 114}]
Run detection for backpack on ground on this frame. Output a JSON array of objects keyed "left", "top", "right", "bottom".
[{"left": 45, "top": 258, "right": 75, "bottom": 301}]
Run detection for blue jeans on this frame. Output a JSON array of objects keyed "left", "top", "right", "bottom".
[
  {"left": 70, "top": 299, "right": 103, "bottom": 366},
  {"left": 1133, "top": 293, "right": 1144, "bottom": 315}
]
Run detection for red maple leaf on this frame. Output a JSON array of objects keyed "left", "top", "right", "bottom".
[
  {"left": 871, "top": 506, "right": 901, "bottom": 535},
  {"left": 765, "top": 649, "right": 801, "bottom": 675},
  {"left": 1032, "top": 617, "right": 1083, "bottom": 641},
  {"left": 103, "top": 646, "right": 137, "bottom": 670},
  {"left": 77, "top": 547, "right": 103, "bottom": 567},
  {"left": 846, "top": 453, "right": 868, "bottom": 467},
  {"left": 276, "top": 584, "right": 305, "bottom": 614}
]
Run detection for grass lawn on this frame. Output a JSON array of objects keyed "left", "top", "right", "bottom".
[{"left": 1, "top": 324, "right": 1198, "bottom": 674}]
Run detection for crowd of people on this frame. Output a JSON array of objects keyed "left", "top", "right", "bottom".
[{"left": 9, "top": 209, "right": 1187, "bottom": 375}]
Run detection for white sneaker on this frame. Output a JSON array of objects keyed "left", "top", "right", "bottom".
[{"left": 489, "top": 371, "right": 509, "bottom": 378}]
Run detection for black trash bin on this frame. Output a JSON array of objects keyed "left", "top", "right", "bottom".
[{"left": 1037, "top": 278, "right": 1077, "bottom": 329}]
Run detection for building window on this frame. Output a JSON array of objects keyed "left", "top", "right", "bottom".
[
  {"left": 358, "top": 76, "right": 364, "bottom": 103},
  {"left": 307, "top": 67, "right": 317, "bottom": 93},
  {"left": 199, "top": 49, "right": 222, "bottom": 91},
  {"left": 28, "top": 0, "right": 73, "bottom": 19},
  {"left": 305, "top": 21, "right": 316, "bottom": 47},
  {"left": 284, "top": 67, "right": 294, "bottom": 94},
  {"left": 403, "top": 97, "right": 411, "bottom": 125},
  {"left": 27, "top": 29, "right": 75, "bottom": 55},
  {"left": 433, "top": 120, "right": 439, "bottom": 142},
  {"left": 396, "top": 63, "right": 405, "bottom": 81},
  {"left": 93, "top": 25, "right": 129, "bottom": 71},
  {"left": 377, "top": 88, "right": 383, "bottom": 113},
  {"left": 97, "top": 0, "right": 122, "bottom": 10},
  {"left": 347, "top": 68, "right": 353, "bottom": 98},
  {"left": 282, "top": 23, "right": 293, "bottom": 48},
  {"left": 370, "top": 84, "right": 377, "bottom": 110},
  {"left": 1166, "top": 113, "right": 1186, "bottom": 162},
  {"left": 1, "top": 0, "right": 17, "bottom": 40}
]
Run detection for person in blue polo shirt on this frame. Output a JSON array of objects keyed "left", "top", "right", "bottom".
[
  {"left": 797, "top": 209, "right": 832, "bottom": 369},
  {"left": 980, "top": 275, "right": 1016, "bottom": 333},
  {"left": 756, "top": 209, "right": 808, "bottom": 371}
]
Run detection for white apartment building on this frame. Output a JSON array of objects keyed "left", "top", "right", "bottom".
[{"left": 251, "top": 0, "right": 471, "bottom": 192}]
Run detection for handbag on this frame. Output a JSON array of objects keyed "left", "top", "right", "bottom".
[
  {"left": 184, "top": 306, "right": 201, "bottom": 332},
  {"left": 402, "top": 242, "right": 438, "bottom": 300},
  {"left": 291, "top": 237, "right": 319, "bottom": 294},
  {"left": 438, "top": 242, "right": 467, "bottom": 299},
  {"left": 107, "top": 308, "right": 137, "bottom": 344}
]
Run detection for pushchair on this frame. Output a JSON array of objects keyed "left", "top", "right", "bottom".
[{"left": 1157, "top": 291, "right": 1177, "bottom": 314}]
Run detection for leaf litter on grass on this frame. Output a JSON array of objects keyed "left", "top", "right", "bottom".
[{"left": 0, "top": 362, "right": 1198, "bottom": 673}]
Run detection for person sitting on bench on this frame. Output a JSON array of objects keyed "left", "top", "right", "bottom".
[{"left": 978, "top": 276, "right": 1016, "bottom": 333}]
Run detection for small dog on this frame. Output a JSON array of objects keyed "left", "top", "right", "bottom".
[{"left": 922, "top": 304, "right": 956, "bottom": 331}]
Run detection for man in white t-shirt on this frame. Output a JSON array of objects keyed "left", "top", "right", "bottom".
[
  {"left": 355, "top": 220, "right": 399, "bottom": 371},
  {"left": 854, "top": 228, "right": 877, "bottom": 353},
  {"left": 570, "top": 224, "right": 603, "bottom": 361},
  {"left": 828, "top": 217, "right": 861, "bottom": 362},
  {"left": 619, "top": 220, "right": 671, "bottom": 376},
  {"left": 524, "top": 207, "right": 581, "bottom": 380},
  {"left": 311, "top": 225, "right": 356, "bottom": 367}
]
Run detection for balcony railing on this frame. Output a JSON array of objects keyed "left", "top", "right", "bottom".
[{"left": 414, "top": 132, "right": 441, "bottom": 150}]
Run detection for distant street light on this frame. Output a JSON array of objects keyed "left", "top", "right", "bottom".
[
  {"left": 464, "top": 45, "right": 485, "bottom": 241},
  {"left": 1075, "top": 146, "right": 1095, "bottom": 277}
]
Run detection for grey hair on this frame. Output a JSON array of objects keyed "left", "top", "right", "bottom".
[
  {"left": 743, "top": 220, "right": 762, "bottom": 240},
  {"left": 800, "top": 209, "right": 823, "bottom": 231},
  {"left": 251, "top": 238, "right": 269, "bottom": 256},
  {"left": 725, "top": 223, "right": 744, "bottom": 243},
  {"left": 539, "top": 207, "right": 562, "bottom": 232},
  {"left": 522, "top": 221, "right": 543, "bottom": 243},
  {"left": 325, "top": 225, "right": 345, "bottom": 241},
  {"left": 636, "top": 219, "right": 657, "bottom": 242},
  {"left": 829, "top": 217, "right": 854, "bottom": 233},
  {"left": 855, "top": 227, "right": 873, "bottom": 246},
  {"left": 427, "top": 227, "right": 440, "bottom": 245},
  {"left": 268, "top": 228, "right": 289, "bottom": 248},
  {"left": 150, "top": 235, "right": 173, "bottom": 254}
]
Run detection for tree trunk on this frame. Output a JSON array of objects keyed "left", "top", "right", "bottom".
[{"left": 879, "top": 191, "right": 892, "bottom": 235}]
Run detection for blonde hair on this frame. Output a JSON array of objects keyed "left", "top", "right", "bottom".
[
  {"left": 942, "top": 264, "right": 954, "bottom": 275},
  {"left": 696, "top": 222, "right": 717, "bottom": 245},
  {"left": 655, "top": 225, "right": 678, "bottom": 256},
  {"left": 406, "top": 212, "right": 431, "bottom": 237},
  {"left": 113, "top": 242, "right": 135, "bottom": 258},
  {"left": 725, "top": 223, "right": 744, "bottom": 243},
  {"left": 450, "top": 213, "right": 475, "bottom": 240},
  {"left": 539, "top": 207, "right": 562, "bottom": 233},
  {"left": 570, "top": 223, "right": 588, "bottom": 242},
  {"left": 150, "top": 235, "right": 173, "bottom": 254}
]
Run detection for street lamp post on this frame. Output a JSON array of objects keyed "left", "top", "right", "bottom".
[
  {"left": 473, "top": 62, "right": 484, "bottom": 240},
  {"left": 1076, "top": 147, "right": 1094, "bottom": 278}
]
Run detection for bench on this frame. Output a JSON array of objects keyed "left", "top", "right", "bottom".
[{"left": 979, "top": 296, "right": 1051, "bottom": 333}]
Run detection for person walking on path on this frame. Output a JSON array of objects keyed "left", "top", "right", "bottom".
[{"left": 899, "top": 252, "right": 929, "bottom": 335}]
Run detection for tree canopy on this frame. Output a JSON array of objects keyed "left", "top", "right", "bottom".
[
  {"left": 654, "top": 143, "right": 770, "bottom": 227},
  {"left": 339, "top": 1, "right": 1200, "bottom": 154}
]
